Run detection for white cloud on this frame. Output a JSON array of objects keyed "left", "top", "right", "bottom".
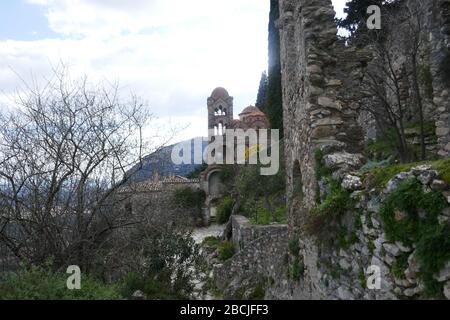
[
  {"left": 1, "top": 0, "right": 348, "bottom": 144},
  {"left": 1, "top": 0, "right": 268, "bottom": 144}
]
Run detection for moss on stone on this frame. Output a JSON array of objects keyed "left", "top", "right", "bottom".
[
  {"left": 307, "top": 179, "right": 354, "bottom": 239},
  {"left": 364, "top": 159, "right": 450, "bottom": 190},
  {"left": 379, "top": 178, "right": 450, "bottom": 297}
]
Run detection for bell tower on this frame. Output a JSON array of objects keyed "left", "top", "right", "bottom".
[{"left": 207, "top": 87, "right": 234, "bottom": 141}]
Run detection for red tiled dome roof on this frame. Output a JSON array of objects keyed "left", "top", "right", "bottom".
[
  {"left": 210, "top": 87, "right": 230, "bottom": 100},
  {"left": 239, "top": 106, "right": 265, "bottom": 116}
]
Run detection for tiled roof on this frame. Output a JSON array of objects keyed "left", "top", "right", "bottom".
[{"left": 118, "top": 176, "right": 199, "bottom": 193}]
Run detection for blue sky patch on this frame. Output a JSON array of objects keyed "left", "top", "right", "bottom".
[{"left": 0, "top": 0, "right": 58, "bottom": 40}]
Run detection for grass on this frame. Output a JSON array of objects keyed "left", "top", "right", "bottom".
[
  {"left": 364, "top": 158, "right": 450, "bottom": 190},
  {"left": 202, "top": 237, "right": 222, "bottom": 252},
  {"left": 250, "top": 205, "right": 287, "bottom": 225},
  {"left": 0, "top": 266, "right": 123, "bottom": 300},
  {"left": 390, "top": 252, "right": 409, "bottom": 280},
  {"left": 218, "top": 241, "right": 236, "bottom": 261},
  {"left": 306, "top": 179, "right": 354, "bottom": 238}
]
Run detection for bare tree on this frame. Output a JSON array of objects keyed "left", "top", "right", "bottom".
[
  {"left": 0, "top": 68, "right": 156, "bottom": 271},
  {"left": 361, "top": 0, "right": 429, "bottom": 162},
  {"left": 404, "top": 0, "right": 427, "bottom": 160},
  {"left": 362, "top": 34, "right": 412, "bottom": 162}
]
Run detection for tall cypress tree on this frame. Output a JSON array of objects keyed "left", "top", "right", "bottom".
[
  {"left": 256, "top": 71, "right": 268, "bottom": 110},
  {"left": 337, "top": 0, "right": 384, "bottom": 33},
  {"left": 264, "top": 0, "right": 283, "bottom": 137}
]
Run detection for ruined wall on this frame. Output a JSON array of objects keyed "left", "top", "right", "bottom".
[
  {"left": 213, "top": 216, "right": 288, "bottom": 299},
  {"left": 275, "top": 0, "right": 450, "bottom": 300},
  {"left": 277, "top": 0, "right": 368, "bottom": 299},
  {"left": 431, "top": 0, "right": 450, "bottom": 157}
]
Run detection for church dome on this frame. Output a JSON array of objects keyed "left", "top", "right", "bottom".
[
  {"left": 239, "top": 106, "right": 264, "bottom": 117},
  {"left": 210, "top": 87, "right": 230, "bottom": 100}
]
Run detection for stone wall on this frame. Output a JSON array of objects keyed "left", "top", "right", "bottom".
[
  {"left": 431, "top": 0, "right": 450, "bottom": 157},
  {"left": 277, "top": 0, "right": 369, "bottom": 299},
  {"left": 214, "top": 216, "right": 288, "bottom": 299},
  {"left": 274, "top": 0, "right": 450, "bottom": 300},
  {"left": 304, "top": 165, "right": 450, "bottom": 300}
]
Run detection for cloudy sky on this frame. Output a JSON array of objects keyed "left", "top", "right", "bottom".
[{"left": 0, "top": 0, "right": 347, "bottom": 144}]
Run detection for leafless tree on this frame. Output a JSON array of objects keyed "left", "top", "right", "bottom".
[
  {"left": 0, "top": 68, "right": 159, "bottom": 271},
  {"left": 360, "top": 0, "right": 429, "bottom": 162}
]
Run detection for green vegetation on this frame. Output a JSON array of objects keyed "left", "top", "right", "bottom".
[
  {"left": 314, "top": 149, "right": 332, "bottom": 204},
  {"left": 365, "top": 123, "right": 437, "bottom": 165},
  {"left": 218, "top": 241, "right": 236, "bottom": 262},
  {"left": 391, "top": 253, "right": 409, "bottom": 280},
  {"left": 379, "top": 178, "right": 450, "bottom": 297},
  {"left": 250, "top": 205, "right": 287, "bottom": 225},
  {"left": 235, "top": 154, "right": 286, "bottom": 225},
  {"left": 307, "top": 180, "right": 354, "bottom": 237},
  {"left": 201, "top": 237, "right": 235, "bottom": 263},
  {"left": 256, "top": 71, "right": 268, "bottom": 108},
  {"left": 288, "top": 237, "right": 303, "bottom": 281},
  {"left": 290, "top": 257, "right": 304, "bottom": 281},
  {"left": 364, "top": 159, "right": 450, "bottom": 190},
  {"left": 219, "top": 165, "right": 236, "bottom": 182},
  {"left": 186, "top": 163, "right": 208, "bottom": 179},
  {"left": 0, "top": 266, "right": 122, "bottom": 300},
  {"left": 288, "top": 237, "right": 300, "bottom": 257},
  {"left": 173, "top": 187, "right": 206, "bottom": 209},
  {"left": 202, "top": 236, "right": 221, "bottom": 249},
  {"left": 262, "top": 0, "right": 283, "bottom": 137},
  {"left": 119, "top": 272, "right": 187, "bottom": 300},
  {"left": 337, "top": 226, "right": 358, "bottom": 250},
  {"left": 216, "top": 196, "right": 234, "bottom": 225}
]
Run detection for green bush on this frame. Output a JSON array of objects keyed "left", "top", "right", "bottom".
[
  {"left": 216, "top": 196, "right": 234, "bottom": 225},
  {"left": 250, "top": 204, "right": 287, "bottom": 225},
  {"left": 379, "top": 178, "right": 450, "bottom": 297},
  {"left": 288, "top": 238, "right": 300, "bottom": 257},
  {"left": 218, "top": 241, "right": 236, "bottom": 261},
  {"left": 307, "top": 180, "right": 354, "bottom": 237},
  {"left": 0, "top": 266, "right": 122, "bottom": 300},
  {"left": 119, "top": 272, "right": 186, "bottom": 300},
  {"left": 173, "top": 187, "right": 206, "bottom": 209},
  {"left": 290, "top": 257, "right": 304, "bottom": 281}
]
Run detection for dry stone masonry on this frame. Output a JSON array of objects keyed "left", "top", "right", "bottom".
[{"left": 272, "top": 0, "right": 450, "bottom": 299}]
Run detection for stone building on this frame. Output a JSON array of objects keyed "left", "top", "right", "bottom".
[{"left": 202, "top": 87, "right": 270, "bottom": 223}]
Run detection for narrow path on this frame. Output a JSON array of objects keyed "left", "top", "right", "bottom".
[
  {"left": 191, "top": 224, "right": 225, "bottom": 300},
  {"left": 192, "top": 224, "right": 225, "bottom": 244}
]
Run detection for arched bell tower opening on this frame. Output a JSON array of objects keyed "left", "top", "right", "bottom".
[{"left": 207, "top": 87, "right": 234, "bottom": 142}]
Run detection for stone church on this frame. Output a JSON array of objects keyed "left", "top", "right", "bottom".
[{"left": 202, "top": 87, "right": 270, "bottom": 223}]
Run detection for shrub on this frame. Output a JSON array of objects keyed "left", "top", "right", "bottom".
[
  {"left": 119, "top": 272, "right": 186, "bottom": 300},
  {"left": 290, "top": 257, "right": 304, "bottom": 281},
  {"left": 218, "top": 241, "right": 236, "bottom": 261},
  {"left": 250, "top": 204, "right": 287, "bottom": 225},
  {"left": 216, "top": 196, "right": 234, "bottom": 225},
  {"left": 307, "top": 180, "right": 354, "bottom": 237},
  {"left": 288, "top": 238, "right": 300, "bottom": 257},
  {"left": 173, "top": 187, "right": 206, "bottom": 209},
  {"left": 0, "top": 266, "right": 122, "bottom": 300},
  {"left": 379, "top": 178, "right": 449, "bottom": 297}
]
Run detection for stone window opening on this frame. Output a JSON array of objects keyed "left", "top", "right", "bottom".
[{"left": 215, "top": 106, "right": 226, "bottom": 116}]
